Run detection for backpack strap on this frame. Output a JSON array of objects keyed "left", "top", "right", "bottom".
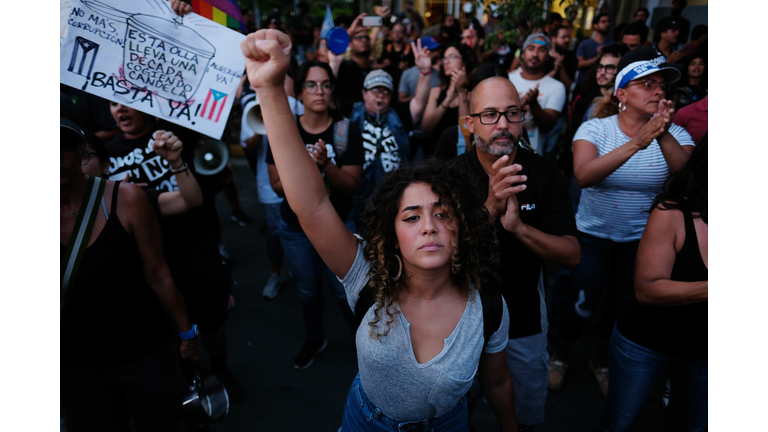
[
  {"left": 479, "top": 285, "right": 504, "bottom": 353},
  {"left": 334, "top": 117, "right": 350, "bottom": 156},
  {"left": 61, "top": 176, "right": 106, "bottom": 309},
  {"left": 354, "top": 284, "right": 375, "bottom": 329}
]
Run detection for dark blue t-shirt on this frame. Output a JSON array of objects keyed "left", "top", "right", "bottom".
[{"left": 575, "top": 37, "right": 615, "bottom": 84}]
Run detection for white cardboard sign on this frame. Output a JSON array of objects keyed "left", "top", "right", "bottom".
[{"left": 60, "top": 0, "right": 246, "bottom": 139}]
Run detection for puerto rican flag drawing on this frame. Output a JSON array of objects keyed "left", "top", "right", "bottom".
[{"left": 199, "top": 89, "right": 228, "bottom": 122}]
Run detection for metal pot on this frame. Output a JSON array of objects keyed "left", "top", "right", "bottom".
[{"left": 180, "top": 373, "right": 230, "bottom": 429}]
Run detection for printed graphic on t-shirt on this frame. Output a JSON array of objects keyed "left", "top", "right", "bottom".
[
  {"left": 307, "top": 142, "right": 337, "bottom": 166},
  {"left": 362, "top": 120, "right": 401, "bottom": 172},
  {"left": 108, "top": 138, "right": 178, "bottom": 192}
]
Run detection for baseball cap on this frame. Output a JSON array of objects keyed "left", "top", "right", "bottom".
[
  {"left": 60, "top": 92, "right": 85, "bottom": 137},
  {"left": 522, "top": 33, "right": 551, "bottom": 52},
  {"left": 614, "top": 46, "right": 681, "bottom": 96},
  {"left": 656, "top": 17, "right": 679, "bottom": 34},
  {"left": 420, "top": 36, "right": 441, "bottom": 51},
  {"left": 363, "top": 70, "right": 394, "bottom": 91}
]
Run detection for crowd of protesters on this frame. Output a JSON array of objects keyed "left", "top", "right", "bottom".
[{"left": 60, "top": 0, "right": 707, "bottom": 431}]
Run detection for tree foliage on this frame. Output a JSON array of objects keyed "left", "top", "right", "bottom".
[
  {"left": 238, "top": 0, "right": 355, "bottom": 28},
  {"left": 473, "top": 0, "right": 580, "bottom": 51}
]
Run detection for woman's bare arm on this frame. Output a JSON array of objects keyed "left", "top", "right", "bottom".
[
  {"left": 634, "top": 207, "right": 708, "bottom": 305},
  {"left": 117, "top": 182, "right": 201, "bottom": 360},
  {"left": 152, "top": 130, "right": 203, "bottom": 216},
  {"left": 573, "top": 109, "right": 669, "bottom": 188},
  {"left": 242, "top": 30, "right": 359, "bottom": 278},
  {"left": 421, "top": 87, "right": 447, "bottom": 133},
  {"left": 408, "top": 40, "right": 434, "bottom": 125}
]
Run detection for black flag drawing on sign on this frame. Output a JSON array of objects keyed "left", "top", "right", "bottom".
[{"left": 68, "top": 37, "right": 100, "bottom": 90}]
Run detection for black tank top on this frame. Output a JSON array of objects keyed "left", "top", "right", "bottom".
[
  {"left": 617, "top": 209, "right": 708, "bottom": 360},
  {"left": 431, "top": 87, "right": 460, "bottom": 153},
  {"left": 61, "top": 182, "right": 171, "bottom": 369}
]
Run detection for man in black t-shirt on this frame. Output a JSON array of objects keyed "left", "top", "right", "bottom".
[
  {"left": 544, "top": 26, "right": 578, "bottom": 95},
  {"left": 670, "top": 0, "right": 691, "bottom": 45},
  {"left": 333, "top": 23, "right": 374, "bottom": 103},
  {"left": 454, "top": 77, "right": 580, "bottom": 431},
  {"left": 375, "top": 22, "right": 414, "bottom": 95}
]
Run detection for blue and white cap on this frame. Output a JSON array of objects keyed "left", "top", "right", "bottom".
[{"left": 614, "top": 46, "right": 681, "bottom": 96}]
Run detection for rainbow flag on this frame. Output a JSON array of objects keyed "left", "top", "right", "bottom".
[{"left": 192, "top": 0, "right": 247, "bottom": 32}]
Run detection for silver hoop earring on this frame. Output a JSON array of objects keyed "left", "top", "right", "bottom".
[{"left": 393, "top": 255, "right": 402, "bottom": 281}]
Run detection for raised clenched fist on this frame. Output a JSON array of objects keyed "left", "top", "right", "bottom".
[{"left": 240, "top": 30, "right": 292, "bottom": 90}]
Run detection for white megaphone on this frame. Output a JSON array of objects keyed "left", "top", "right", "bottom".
[
  {"left": 194, "top": 138, "right": 230, "bottom": 176},
  {"left": 244, "top": 96, "right": 266, "bottom": 135}
]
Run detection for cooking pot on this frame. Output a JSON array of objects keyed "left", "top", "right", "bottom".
[{"left": 179, "top": 372, "right": 230, "bottom": 429}]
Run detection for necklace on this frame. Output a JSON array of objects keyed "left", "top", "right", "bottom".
[{"left": 63, "top": 199, "right": 83, "bottom": 219}]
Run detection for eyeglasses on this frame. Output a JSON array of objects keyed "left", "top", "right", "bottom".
[
  {"left": 597, "top": 63, "right": 617, "bottom": 73},
  {"left": 470, "top": 109, "right": 527, "bottom": 125},
  {"left": 303, "top": 81, "right": 334, "bottom": 94},
  {"left": 353, "top": 35, "right": 371, "bottom": 41},
  {"left": 624, "top": 79, "right": 669, "bottom": 93},
  {"left": 80, "top": 149, "right": 98, "bottom": 165},
  {"left": 440, "top": 54, "right": 462, "bottom": 64},
  {"left": 368, "top": 87, "right": 392, "bottom": 96}
]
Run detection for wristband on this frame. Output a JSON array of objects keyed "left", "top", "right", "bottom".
[
  {"left": 420, "top": 69, "right": 432, "bottom": 76},
  {"left": 170, "top": 162, "right": 188, "bottom": 174},
  {"left": 179, "top": 324, "right": 198, "bottom": 340}
]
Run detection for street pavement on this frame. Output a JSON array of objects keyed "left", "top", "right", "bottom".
[{"left": 205, "top": 157, "right": 668, "bottom": 432}]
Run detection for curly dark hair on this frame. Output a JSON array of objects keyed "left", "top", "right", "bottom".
[{"left": 357, "top": 159, "right": 500, "bottom": 340}]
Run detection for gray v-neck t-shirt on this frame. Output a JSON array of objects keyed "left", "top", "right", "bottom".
[{"left": 339, "top": 240, "right": 509, "bottom": 421}]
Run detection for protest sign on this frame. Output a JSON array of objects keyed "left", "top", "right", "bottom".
[{"left": 60, "top": 0, "right": 246, "bottom": 139}]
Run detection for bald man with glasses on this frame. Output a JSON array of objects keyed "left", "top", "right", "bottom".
[{"left": 453, "top": 75, "right": 580, "bottom": 431}]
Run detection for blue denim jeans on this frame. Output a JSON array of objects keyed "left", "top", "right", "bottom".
[
  {"left": 262, "top": 202, "right": 283, "bottom": 266},
  {"left": 595, "top": 327, "right": 708, "bottom": 432},
  {"left": 341, "top": 373, "right": 469, "bottom": 431},
  {"left": 550, "top": 232, "right": 639, "bottom": 351},
  {"left": 506, "top": 328, "right": 549, "bottom": 425},
  {"left": 542, "top": 115, "right": 567, "bottom": 158},
  {"left": 278, "top": 219, "right": 357, "bottom": 341}
]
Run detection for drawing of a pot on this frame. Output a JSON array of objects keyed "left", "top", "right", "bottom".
[
  {"left": 124, "top": 14, "right": 215, "bottom": 102},
  {"left": 83, "top": 0, "right": 216, "bottom": 104}
]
